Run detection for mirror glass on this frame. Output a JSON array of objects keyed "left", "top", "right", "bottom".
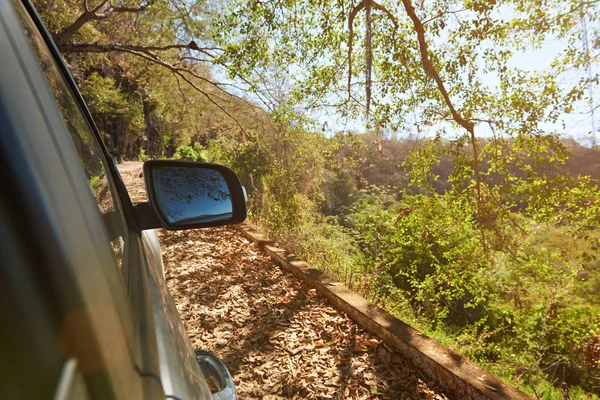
[{"left": 152, "top": 166, "right": 232, "bottom": 226}]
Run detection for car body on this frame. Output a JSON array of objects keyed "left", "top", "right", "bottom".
[{"left": 0, "top": 1, "right": 243, "bottom": 399}]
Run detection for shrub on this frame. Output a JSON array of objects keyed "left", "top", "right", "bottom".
[
  {"left": 173, "top": 143, "right": 208, "bottom": 162},
  {"left": 89, "top": 175, "right": 101, "bottom": 197},
  {"left": 138, "top": 148, "right": 149, "bottom": 162},
  {"left": 346, "top": 188, "right": 490, "bottom": 326},
  {"left": 538, "top": 304, "right": 600, "bottom": 390}
]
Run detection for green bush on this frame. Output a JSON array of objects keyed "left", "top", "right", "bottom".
[
  {"left": 345, "top": 188, "right": 490, "bottom": 326},
  {"left": 89, "top": 175, "right": 101, "bottom": 197},
  {"left": 536, "top": 304, "right": 600, "bottom": 390},
  {"left": 173, "top": 143, "right": 208, "bottom": 162},
  {"left": 138, "top": 148, "right": 149, "bottom": 162}
]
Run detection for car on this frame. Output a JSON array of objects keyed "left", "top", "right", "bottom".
[{"left": 0, "top": 1, "right": 245, "bottom": 399}]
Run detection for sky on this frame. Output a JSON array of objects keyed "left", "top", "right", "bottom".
[
  {"left": 212, "top": 3, "right": 599, "bottom": 145},
  {"left": 506, "top": 38, "right": 598, "bottom": 145},
  {"left": 310, "top": 6, "right": 600, "bottom": 146}
]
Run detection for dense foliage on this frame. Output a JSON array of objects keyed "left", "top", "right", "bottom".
[
  {"left": 35, "top": 0, "right": 600, "bottom": 397},
  {"left": 224, "top": 132, "right": 600, "bottom": 398}
]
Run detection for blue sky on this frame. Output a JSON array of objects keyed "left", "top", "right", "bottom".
[
  {"left": 310, "top": 6, "right": 599, "bottom": 145},
  {"left": 314, "top": 34, "right": 598, "bottom": 145},
  {"left": 211, "top": 4, "right": 599, "bottom": 145}
]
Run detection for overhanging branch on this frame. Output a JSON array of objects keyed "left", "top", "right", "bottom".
[
  {"left": 347, "top": 0, "right": 368, "bottom": 100},
  {"left": 399, "top": 0, "right": 486, "bottom": 250},
  {"left": 58, "top": 42, "right": 221, "bottom": 58},
  {"left": 59, "top": 41, "right": 270, "bottom": 124},
  {"left": 71, "top": 43, "right": 252, "bottom": 140},
  {"left": 55, "top": 1, "right": 151, "bottom": 45},
  {"left": 347, "top": 0, "right": 399, "bottom": 113}
]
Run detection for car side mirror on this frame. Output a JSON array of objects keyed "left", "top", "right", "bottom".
[{"left": 134, "top": 160, "right": 246, "bottom": 231}]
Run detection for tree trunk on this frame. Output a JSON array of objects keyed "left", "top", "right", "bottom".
[{"left": 142, "top": 94, "right": 160, "bottom": 157}]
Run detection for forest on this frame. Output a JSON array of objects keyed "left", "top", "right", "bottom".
[{"left": 34, "top": 0, "right": 600, "bottom": 398}]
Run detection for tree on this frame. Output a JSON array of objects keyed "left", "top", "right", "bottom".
[
  {"left": 34, "top": 0, "right": 269, "bottom": 158},
  {"left": 210, "top": 0, "right": 600, "bottom": 245}
]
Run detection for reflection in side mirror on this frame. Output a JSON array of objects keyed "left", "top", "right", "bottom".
[
  {"left": 153, "top": 166, "right": 232, "bottom": 226},
  {"left": 142, "top": 160, "right": 246, "bottom": 230}
]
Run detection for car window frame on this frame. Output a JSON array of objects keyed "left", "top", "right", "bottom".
[
  {"left": 20, "top": 0, "right": 140, "bottom": 236},
  {"left": 17, "top": 0, "right": 170, "bottom": 383},
  {"left": 15, "top": 0, "right": 133, "bottom": 286}
]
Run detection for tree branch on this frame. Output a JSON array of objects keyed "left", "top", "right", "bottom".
[
  {"left": 175, "top": 72, "right": 253, "bottom": 141},
  {"left": 68, "top": 43, "right": 253, "bottom": 140},
  {"left": 400, "top": 1, "right": 474, "bottom": 133},
  {"left": 422, "top": 8, "right": 467, "bottom": 25},
  {"left": 61, "top": 41, "right": 270, "bottom": 119},
  {"left": 347, "top": 0, "right": 399, "bottom": 109},
  {"left": 56, "top": 0, "right": 108, "bottom": 44},
  {"left": 58, "top": 42, "right": 221, "bottom": 58},
  {"left": 400, "top": 0, "right": 486, "bottom": 250},
  {"left": 371, "top": 0, "right": 399, "bottom": 28},
  {"left": 347, "top": 0, "right": 368, "bottom": 100},
  {"left": 365, "top": 2, "right": 372, "bottom": 119},
  {"left": 55, "top": 1, "right": 150, "bottom": 44}
]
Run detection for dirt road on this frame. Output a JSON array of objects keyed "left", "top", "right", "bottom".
[{"left": 119, "top": 162, "right": 449, "bottom": 400}]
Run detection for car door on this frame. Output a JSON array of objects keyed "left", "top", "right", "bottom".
[
  {"left": 0, "top": 2, "right": 147, "bottom": 399},
  {"left": 3, "top": 1, "right": 217, "bottom": 399}
]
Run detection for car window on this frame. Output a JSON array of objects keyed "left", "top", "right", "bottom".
[{"left": 13, "top": 1, "right": 128, "bottom": 281}]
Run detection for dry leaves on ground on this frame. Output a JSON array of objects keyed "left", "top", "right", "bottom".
[{"left": 119, "top": 162, "right": 450, "bottom": 400}]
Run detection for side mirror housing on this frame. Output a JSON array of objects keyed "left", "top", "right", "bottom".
[{"left": 134, "top": 160, "right": 246, "bottom": 231}]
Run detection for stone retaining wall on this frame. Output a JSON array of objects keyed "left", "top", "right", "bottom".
[{"left": 234, "top": 223, "right": 531, "bottom": 400}]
